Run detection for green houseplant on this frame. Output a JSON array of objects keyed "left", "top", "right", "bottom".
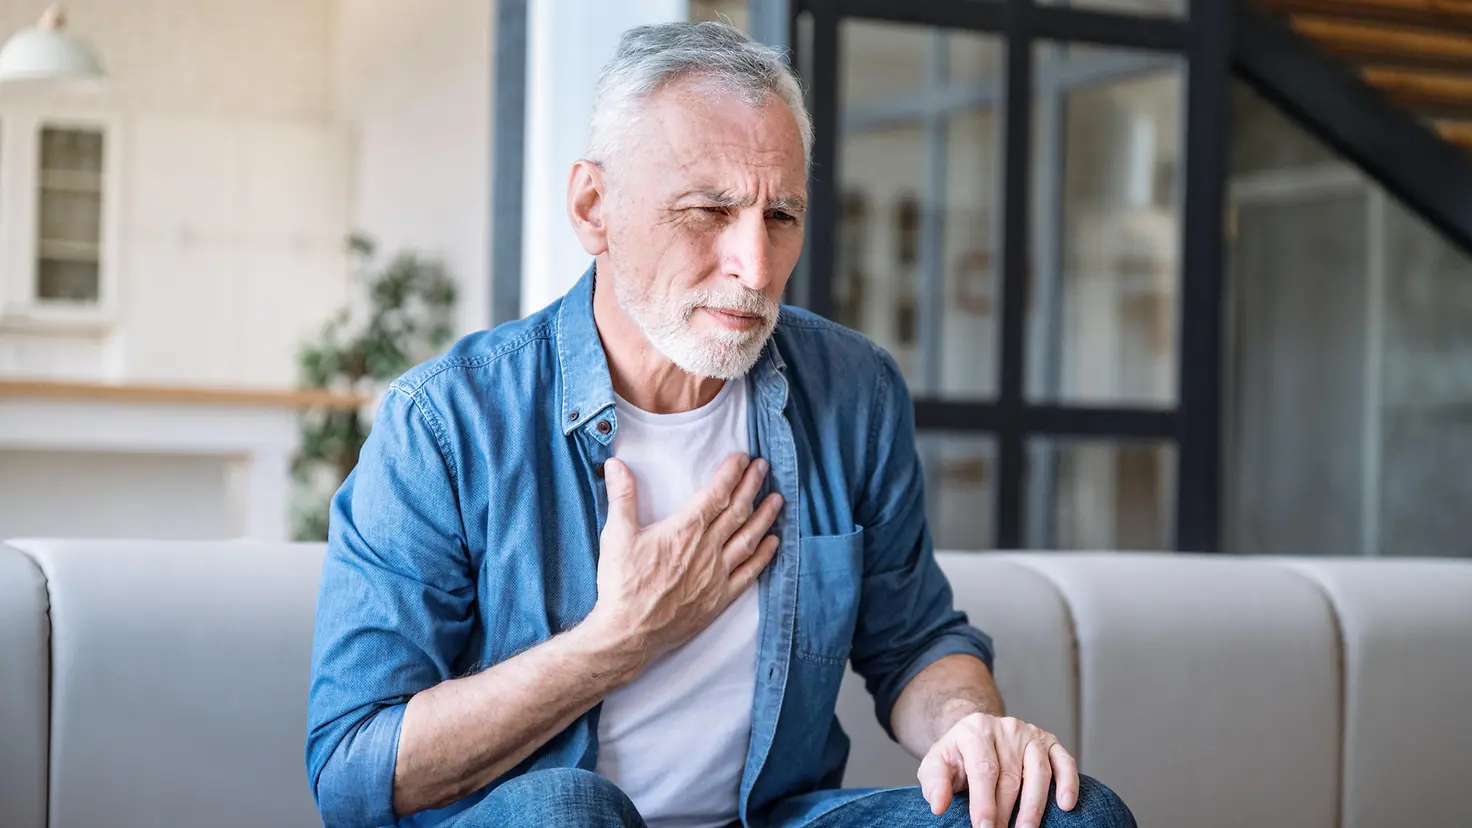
[{"left": 291, "top": 234, "right": 457, "bottom": 540}]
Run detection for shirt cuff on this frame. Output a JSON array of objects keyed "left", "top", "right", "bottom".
[
  {"left": 873, "top": 624, "right": 995, "bottom": 741},
  {"left": 314, "top": 702, "right": 407, "bottom": 828}
]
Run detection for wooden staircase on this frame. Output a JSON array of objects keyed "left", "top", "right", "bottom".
[{"left": 1259, "top": 0, "right": 1472, "bottom": 151}]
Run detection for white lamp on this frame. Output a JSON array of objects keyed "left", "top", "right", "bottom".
[{"left": 0, "top": 4, "right": 105, "bottom": 84}]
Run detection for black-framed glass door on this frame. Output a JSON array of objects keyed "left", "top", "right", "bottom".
[{"left": 785, "top": 0, "right": 1230, "bottom": 551}]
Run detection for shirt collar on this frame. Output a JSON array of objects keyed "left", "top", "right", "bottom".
[
  {"left": 553, "top": 261, "right": 790, "bottom": 436},
  {"left": 555, "top": 263, "right": 616, "bottom": 436}
]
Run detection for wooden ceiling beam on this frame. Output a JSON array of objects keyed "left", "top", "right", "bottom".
[
  {"left": 1289, "top": 15, "right": 1472, "bottom": 68},
  {"left": 1435, "top": 118, "right": 1472, "bottom": 147},
  {"left": 1362, "top": 65, "right": 1472, "bottom": 112},
  {"left": 1261, "top": 0, "right": 1472, "bottom": 32}
]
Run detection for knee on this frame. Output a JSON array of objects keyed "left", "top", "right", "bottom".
[
  {"left": 471, "top": 768, "right": 641, "bottom": 827},
  {"left": 1044, "top": 775, "right": 1135, "bottom": 828}
]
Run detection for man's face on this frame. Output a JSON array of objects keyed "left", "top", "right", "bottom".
[{"left": 598, "top": 79, "right": 808, "bottom": 379}]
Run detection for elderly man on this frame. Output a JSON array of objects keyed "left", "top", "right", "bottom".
[{"left": 306, "top": 20, "right": 1133, "bottom": 828}]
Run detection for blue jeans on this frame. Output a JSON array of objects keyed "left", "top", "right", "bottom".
[{"left": 443, "top": 767, "right": 1136, "bottom": 828}]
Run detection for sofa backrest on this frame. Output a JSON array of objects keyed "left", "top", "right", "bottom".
[
  {"left": 0, "top": 545, "right": 49, "bottom": 828},
  {"left": 1281, "top": 559, "right": 1472, "bottom": 828},
  {"left": 9, "top": 539, "right": 324, "bottom": 828}
]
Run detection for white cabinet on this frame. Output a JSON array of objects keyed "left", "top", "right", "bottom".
[{"left": 0, "top": 109, "right": 121, "bottom": 331}]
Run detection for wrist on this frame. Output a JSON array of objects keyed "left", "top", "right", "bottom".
[
  {"left": 931, "top": 694, "right": 1003, "bottom": 745},
  {"left": 567, "top": 607, "right": 648, "bottom": 687}
]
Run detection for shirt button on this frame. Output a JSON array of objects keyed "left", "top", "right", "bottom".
[
  {"left": 568, "top": 410, "right": 580, "bottom": 422},
  {"left": 594, "top": 463, "right": 606, "bottom": 479},
  {"left": 596, "top": 420, "right": 612, "bottom": 435}
]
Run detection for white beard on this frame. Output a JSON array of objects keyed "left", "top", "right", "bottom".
[{"left": 612, "top": 275, "right": 779, "bottom": 380}]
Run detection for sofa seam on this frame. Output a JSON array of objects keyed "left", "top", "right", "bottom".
[{"left": 1263, "top": 563, "right": 1349, "bottom": 828}]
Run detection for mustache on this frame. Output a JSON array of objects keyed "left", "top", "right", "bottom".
[{"left": 678, "top": 287, "right": 779, "bottom": 323}]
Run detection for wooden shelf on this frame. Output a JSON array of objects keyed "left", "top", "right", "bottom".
[{"left": 0, "top": 380, "right": 370, "bottom": 410}]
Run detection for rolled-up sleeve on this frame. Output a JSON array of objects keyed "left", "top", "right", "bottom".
[
  {"left": 848, "top": 352, "right": 995, "bottom": 741},
  {"left": 305, "top": 386, "right": 474, "bottom": 828}
]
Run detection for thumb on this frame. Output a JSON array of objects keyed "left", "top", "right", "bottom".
[
  {"left": 604, "top": 459, "right": 640, "bottom": 530},
  {"left": 917, "top": 751, "right": 955, "bottom": 816}
]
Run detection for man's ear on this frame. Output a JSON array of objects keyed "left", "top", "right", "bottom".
[{"left": 567, "top": 160, "right": 610, "bottom": 256}]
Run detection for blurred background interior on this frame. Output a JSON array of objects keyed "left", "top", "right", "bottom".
[{"left": 1, "top": 0, "right": 1469, "bottom": 558}]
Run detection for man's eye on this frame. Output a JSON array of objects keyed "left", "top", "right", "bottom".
[
  {"left": 697, "top": 206, "right": 729, "bottom": 216},
  {"left": 768, "top": 211, "right": 798, "bottom": 224}
]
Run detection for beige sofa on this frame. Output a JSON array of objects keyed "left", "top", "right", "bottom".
[{"left": 2, "top": 539, "right": 1468, "bottom": 827}]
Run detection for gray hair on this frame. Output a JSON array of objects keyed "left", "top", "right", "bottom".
[{"left": 587, "top": 21, "right": 813, "bottom": 173}]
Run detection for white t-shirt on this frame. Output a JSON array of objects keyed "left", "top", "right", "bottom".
[{"left": 594, "top": 378, "right": 759, "bottom": 828}]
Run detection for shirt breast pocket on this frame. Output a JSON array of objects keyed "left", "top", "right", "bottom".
[{"left": 795, "top": 526, "right": 865, "bottom": 665}]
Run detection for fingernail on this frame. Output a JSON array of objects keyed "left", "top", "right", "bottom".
[{"left": 740, "top": 454, "right": 751, "bottom": 468}]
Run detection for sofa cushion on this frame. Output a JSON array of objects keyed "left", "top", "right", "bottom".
[
  {"left": 0, "top": 544, "right": 49, "bottom": 828},
  {"left": 1011, "top": 553, "right": 1341, "bottom": 828},
  {"left": 836, "top": 554, "right": 1078, "bottom": 789},
  {"left": 11, "top": 539, "right": 325, "bottom": 828},
  {"left": 1279, "top": 559, "right": 1472, "bottom": 828}
]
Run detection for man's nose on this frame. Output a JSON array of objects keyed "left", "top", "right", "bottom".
[{"left": 722, "top": 210, "right": 773, "bottom": 292}]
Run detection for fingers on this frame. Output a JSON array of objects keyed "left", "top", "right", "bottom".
[
  {"left": 721, "top": 491, "right": 783, "bottom": 571},
  {"left": 955, "top": 734, "right": 1001, "bottom": 828},
  {"left": 727, "top": 534, "right": 779, "bottom": 592},
  {"left": 991, "top": 744, "right": 1024, "bottom": 828},
  {"left": 1013, "top": 739, "right": 1053, "bottom": 828},
  {"left": 684, "top": 453, "right": 749, "bottom": 526},
  {"left": 1049, "top": 741, "right": 1080, "bottom": 811},
  {"left": 917, "top": 748, "right": 957, "bottom": 816},
  {"left": 712, "top": 457, "right": 771, "bottom": 541},
  {"left": 602, "top": 459, "right": 640, "bottom": 532}
]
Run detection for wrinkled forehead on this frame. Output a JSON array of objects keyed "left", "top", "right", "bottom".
[{"left": 617, "top": 80, "right": 808, "bottom": 194}]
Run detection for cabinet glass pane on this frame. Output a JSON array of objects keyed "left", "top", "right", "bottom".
[
  {"left": 37, "top": 260, "right": 100, "bottom": 302},
  {"left": 36, "top": 126, "right": 104, "bottom": 304},
  {"left": 39, "top": 190, "right": 102, "bottom": 244},
  {"left": 41, "top": 127, "right": 103, "bottom": 173}
]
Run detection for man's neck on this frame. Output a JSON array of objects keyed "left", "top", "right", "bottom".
[{"left": 592, "top": 267, "right": 725, "bottom": 415}]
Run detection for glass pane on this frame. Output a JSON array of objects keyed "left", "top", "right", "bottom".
[
  {"left": 689, "top": 0, "right": 748, "bottom": 30},
  {"left": 37, "top": 259, "right": 100, "bottom": 302},
  {"left": 1030, "top": 44, "right": 1182, "bottom": 406},
  {"left": 842, "top": 20, "right": 1003, "bottom": 109},
  {"left": 41, "top": 127, "right": 104, "bottom": 173},
  {"left": 921, "top": 434, "right": 996, "bottom": 550},
  {"left": 1228, "top": 193, "right": 1369, "bottom": 554},
  {"left": 1037, "top": 0, "right": 1183, "bottom": 18},
  {"left": 1028, "top": 440, "right": 1175, "bottom": 550},
  {"left": 839, "top": 20, "right": 1003, "bottom": 398},
  {"left": 39, "top": 190, "right": 102, "bottom": 244},
  {"left": 36, "top": 127, "right": 104, "bottom": 305},
  {"left": 1225, "top": 79, "right": 1472, "bottom": 559},
  {"left": 1230, "top": 83, "right": 1339, "bottom": 176},
  {"left": 1380, "top": 198, "right": 1472, "bottom": 558}
]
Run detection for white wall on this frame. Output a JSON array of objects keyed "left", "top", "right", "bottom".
[
  {"left": 521, "top": 0, "right": 689, "bottom": 315},
  {"left": 332, "top": 0, "right": 493, "bottom": 336},
  {"left": 0, "top": 0, "right": 351, "bottom": 388},
  {"left": 0, "top": 450, "right": 231, "bottom": 540}
]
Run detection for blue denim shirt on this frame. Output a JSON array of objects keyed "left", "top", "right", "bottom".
[{"left": 306, "top": 267, "right": 994, "bottom": 828}]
